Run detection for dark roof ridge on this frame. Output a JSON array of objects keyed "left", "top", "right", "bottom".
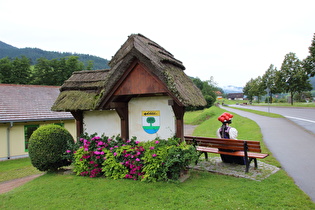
[{"left": 73, "top": 69, "right": 110, "bottom": 74}]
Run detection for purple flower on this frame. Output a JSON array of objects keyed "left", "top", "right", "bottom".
[
  {"left": 155, "top": 140, "right": 159, "bottom": 144},
  {"left": 152, "top": 154, "right": 157, "bottom": 157}
]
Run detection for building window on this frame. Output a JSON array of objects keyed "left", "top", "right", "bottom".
[{"left": 24, "top": 125, "right": 39, "bottom": 152}]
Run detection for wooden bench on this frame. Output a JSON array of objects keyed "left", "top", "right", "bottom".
[{"left": 184, "top": 135, "right": 269, "bottom": 173}]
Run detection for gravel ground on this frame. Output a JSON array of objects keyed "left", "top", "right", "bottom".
[{"left": 191, "top": 157, "right": 280, "bottom": 181}]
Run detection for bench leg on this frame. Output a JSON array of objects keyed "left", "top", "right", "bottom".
[
  {"left": 245, "top": 159, "right": 250, "bottom": 173},
  {"left": 254, "top": 158, "right": 257, "bottom": 169},
  {"left": 204, "top": 152, "right": 208, "bottom": 161}
]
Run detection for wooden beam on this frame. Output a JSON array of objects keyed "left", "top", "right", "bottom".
[
  {"left": 71, "top": 111, "right": 83, "bottom": 140},
  {"left": 170, "top": 101, "right": 185, "bottom": 141},
  {"left": 115, "top": 103, "right": 129, "bottom": 141}
]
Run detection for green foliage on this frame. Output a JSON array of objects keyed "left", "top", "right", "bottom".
[
  {"left": 102, "top": 148, "right": 129, "bottom": 179},
  {"left": 278, "top": 52, "right": 312, "bottom": 105},
  {"left": 188, "top": 76, "right": 221, "bottom": 110},
  {"left": 0, "top": 56, "right": 31, "bottom": 84},
  {"left": 31, "top": 56, "right": 84, "bottom": 85},
  {"left": 303, "top": 33, "right": 315, "bottom": 77},
  {"left": 141, "top": 138, "right": 198, "bottom": 182},
  {"left": 72, "top": 133, "right": 197, "bottom": 182},
  {"left": 28, "top": 124, "right": 75, "bottom": 171}
]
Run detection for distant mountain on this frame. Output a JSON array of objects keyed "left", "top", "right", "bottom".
[
  {"left": 0, "top": 41, "right": 109, "bottom": 70},
  {"left": 222, "top": 85, "right": 243, "bottom": 93}
]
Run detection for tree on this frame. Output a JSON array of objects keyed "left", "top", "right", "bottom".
[
  {"left": 11, "top": 56, "right": 31, "bottom": 84},
  {"left": 303, "top": 33, "right": 315, "bottom": 77},
  {"left": 262, "top": 64, "right": 280, "bottom": 103},
  {"left": 278, "top": 52, "right": 312, "bottom": 105},
  {"left": 189, "top": 76, "right": 219, "bottom": 110},
  {"left": 243, "top": 78, "right": 255, "bottom": 102},
  {"left": 0, "top": 57, "right": 12, "bottom": 83},
  {"left": 32, "top": 56, "right": 85, "bottom": 85},
  {"left": 146, "top": 117, "right": 156, "bottom": 127},
  {"left": 243, "top": 76, "right": 265, "bottom": 103}
]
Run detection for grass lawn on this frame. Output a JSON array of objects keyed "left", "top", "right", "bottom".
[
  {"left": 0, "top": 158, "right": 41, "bottom": 182},
  {"left": 1, "top": 106, "right": 314, "bottom": 209}
]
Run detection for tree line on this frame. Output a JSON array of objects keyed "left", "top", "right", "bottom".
[
  {"left": 0, "top": 56, "right": 91, "bottom": 86},
  {"left": 0, "top": 40, "right": 110, "bottom": 70},
  {"left": 243, "top": 33, "right": 315, "bottom": 105}
]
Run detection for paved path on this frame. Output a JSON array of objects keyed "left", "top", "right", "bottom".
[
  {"left": 0, "top": 174, "right": 43, "bottom": 194},
  {"left": 221, "top": 106, "right": 315, "bottom": 202}
]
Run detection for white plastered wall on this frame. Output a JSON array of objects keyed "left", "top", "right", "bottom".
[
  {"left": 129, "top": 96, "right": 175, "bottom": 141},
  {"left": 83, "top": 110, "right": 121, "bottom": 137}
]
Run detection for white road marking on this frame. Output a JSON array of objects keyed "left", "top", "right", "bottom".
[{"left": 284, "top": 116, "right": 315, "bottom": 123}]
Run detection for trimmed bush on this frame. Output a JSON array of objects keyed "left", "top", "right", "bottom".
[{"left": 28, "top": 124, "right": 75, "bottom": 171}]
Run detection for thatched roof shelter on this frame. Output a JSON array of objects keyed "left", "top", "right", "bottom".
[{"left": 52, "top": 34, "right": 206, "bottom": 112}]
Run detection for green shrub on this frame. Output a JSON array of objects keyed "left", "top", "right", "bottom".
[
  {"left": 73, "top": 134, "right": 197, "bottom": 182},
  {"left": 28, "top": 124, "right": 75, "bottom": 171}
]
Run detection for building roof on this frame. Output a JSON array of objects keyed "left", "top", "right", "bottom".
[
  {"left": 227, "top": 93, "right": 244, "bottom": 98},
  {"left": 0, "top": 84, "right": 74, "bottom": 123},
  {"left": 52, "top": 34, "right": 206, "bottom": 111}
]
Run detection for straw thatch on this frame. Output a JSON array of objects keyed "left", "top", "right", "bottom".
[{"left": 52, "top": 34, "right": 206, "bottom": 112}]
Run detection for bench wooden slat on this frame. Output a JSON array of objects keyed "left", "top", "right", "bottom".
[
  {"left": 185, "top": 136, "right": 262, "bottom": 153},
  {"left": 196, "top": 146, "right": 268, "bottom": 159},
  {"left": 184, "top": 135, "right": 269, "bottom": 173}
]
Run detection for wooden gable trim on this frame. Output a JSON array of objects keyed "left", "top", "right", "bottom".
[
  {"left": 113, "top": 63, "right": 167, "bottom": 96},
  {"left": 99, "top": 59, "right": 180, "bottom": 109}
]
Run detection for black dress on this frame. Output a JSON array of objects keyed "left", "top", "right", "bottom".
[{"left": 218, "top": 125, "right": 245, "bottom": 165}]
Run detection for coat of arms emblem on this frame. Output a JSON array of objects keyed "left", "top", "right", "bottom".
[{"left": 142, "top": 111, "right": 160, "bottom": 134}]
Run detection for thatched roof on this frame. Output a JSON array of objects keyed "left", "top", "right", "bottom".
[{"left": 52, "top": 34, "right": 206, "bottom": 112}]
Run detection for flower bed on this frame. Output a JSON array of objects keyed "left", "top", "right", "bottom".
[{"left": 69, "top": 134, "right": 197, "bottom": 182}]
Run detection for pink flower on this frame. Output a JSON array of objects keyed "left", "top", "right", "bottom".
[
  {"left": 114, "top": 152, "right": 117, "bottom": 156},
  {"left": 66, "top": 150, "right": 71, "bottom": 153},
  {"left": 152, "top": 154, "right": 157, "bottom": 157},
  {"left": 149, "top": 147, "right": 155, "bottom": 150},
  {"left": 89, "top": 161, "right": 95, "bottom": 164},
  {"left": 135, "top": 141, "right": 140, "bottom": 144},
  {"left": 136, "top": 152, "right": 141, "bottom": 156},
  {"left": 126, "top": 140, "right": 131, "bottom": 143},
  {"left": 97, "top": 141, "right": 104, "bottom": 146},
  {"left": 155, "top": 140, "right": 159, "bottom": 144},
  {"left": 136, "top": 158, "right": 140, "bottom": 161}
]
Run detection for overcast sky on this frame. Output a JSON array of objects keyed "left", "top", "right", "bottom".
[{"left": 1, "top": 0, "right": 314, "bottom": 88}]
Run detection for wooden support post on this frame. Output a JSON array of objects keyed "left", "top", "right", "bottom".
[
  {"left": 71, "top": 111, "right": 83, "bottom": 140},
  {"left": 114, "top": 102, "right": 129, "bottom": 141},
  {"left": 169, "top": 100, "right": 185, "bottom": 142}
]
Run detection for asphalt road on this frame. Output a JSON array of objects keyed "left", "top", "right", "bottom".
[
  {"left": 229, "top": 105, "right": 315, "bottom": 135},
  {"left": 221, "top": 106, "right": 315, "bottom": 202}
]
